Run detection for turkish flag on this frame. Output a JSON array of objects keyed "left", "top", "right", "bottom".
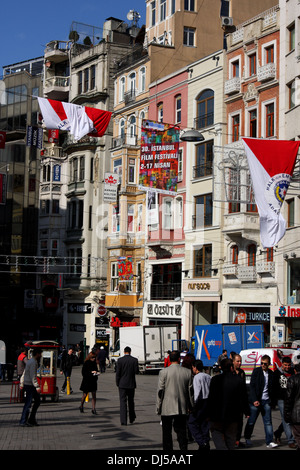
[{"left": 0, "top": 131, "right": 6, "bottom": 149}]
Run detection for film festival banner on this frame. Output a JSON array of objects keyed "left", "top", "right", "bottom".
[{"left": 139, "top": 120, "right": 180, "bottom": 195}]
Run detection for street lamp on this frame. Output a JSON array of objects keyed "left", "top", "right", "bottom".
[{"left": 180, "top": 129, "right": 205, "bottom": 142}]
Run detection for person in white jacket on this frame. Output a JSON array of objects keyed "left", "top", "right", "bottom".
[{"left": 19, "top": 348, "right": 42, "bottom": 426}]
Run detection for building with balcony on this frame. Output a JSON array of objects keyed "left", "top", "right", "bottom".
[
  {"left": 221, "top": 6, "right": 280, "bottom": 343},
  {"left": 274, "top": 0, "right": 300, "bottom": 344},
  {"left": 39, "top": 18, "right": 141, "bottom": 349},
  {"left": 105, "top": 36, "right": 149, "bottom": 337}
]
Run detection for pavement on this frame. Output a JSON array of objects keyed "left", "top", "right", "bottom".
[{"left": 0, "top": 366, "right": 296, "bottom": 462}]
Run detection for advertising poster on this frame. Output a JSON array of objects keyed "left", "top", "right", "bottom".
[
  {"left": 118, "top": 256, "right": 133, "bottom": 281},
  {"left": 139, "top": 120, "right": 180, "bottom": 195}
]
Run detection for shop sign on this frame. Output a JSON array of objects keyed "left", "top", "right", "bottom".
[
  {"left": 110, "top": 317, "right": 138, "bottom": 327},
  {"left": 147, "top": 303, "right": 181, "bottom": 317},
  {"left": 278, "top": 305, "right": 300, "bottom": 318},
  {"left": 188, "top": 283, "right": 210, "bottom": 290}
]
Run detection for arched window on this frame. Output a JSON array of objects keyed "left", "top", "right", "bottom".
[
  {"left": 128, "top": 115, "right": 136, "bottom": 145},
  {"left": 119, "top": 76, "right": 125, "bottom": 102},
  {"left": 196, "top": 89, "right": 214, "bottom": 129},
  {"left": 128, "top": 72, "right": 136, "bottom": 97},
  {"left": 120, "top": 118, "right": 125, "bottom": 139},
  {"left": 139, "top": 67, "right": 146, "bottom": 92},
  {"left": 248, "top": 244, "right": 256, "bottom": 266}
]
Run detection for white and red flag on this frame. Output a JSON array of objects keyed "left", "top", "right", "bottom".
[
  {"left": 242, "top": 138, "right": 300, "bottom": 248},
  {"left": 37, "top": 97, "right": 111, "bottom": 140}
]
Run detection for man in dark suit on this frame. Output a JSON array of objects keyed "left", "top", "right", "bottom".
[{"left": 116, "top": 346, "right": 139, "bottom": 425}]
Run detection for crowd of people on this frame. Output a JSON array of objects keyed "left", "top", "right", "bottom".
[
  {"left": 158, "top": 348, "right": 300, "bottom": 451},
  {"left": 15, "top": 341, "right": 300, "bottom": 452}
]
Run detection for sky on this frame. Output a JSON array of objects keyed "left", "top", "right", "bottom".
[{"left": 0, "top": 0, "right": 146, "bottom": 71}]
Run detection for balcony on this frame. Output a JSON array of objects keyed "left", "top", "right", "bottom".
[
  {"left": 256, "top": 261, "right": 275, "bottom": 275},
  {"left": 223, "top": 212, "right": 260, "bottom": 242},
  {"left": 150, "top": 283, "right": 181, "bottom": 300},
  {"left": 124, "top": 89, "right": 137, "bottom": 105},
  {"left": 224, "top": 77, "right": 241, "bottom": 95},
  {"left": 223, "top": 264, "right": 238, "bottom": 276},
  {"left": 44, "top": 41, "right": 70, "bottom": 63},
  {"left": 111, "top": 133, "right": 138, "bottom": 148},
  {"left": 257, "top": 63, "right": 276, "bottom": 82},
  {"left": 193, "top": 163, "right": 213, "bottom": 179},
  {"left": 223, "top": 264, "right": 257, "bottom": 281},
  {"left": 44, "top": 76, "right": 70, "bottom": 100}
]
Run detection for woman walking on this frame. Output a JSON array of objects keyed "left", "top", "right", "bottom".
[{"left": 79, "top": 351, "right": 99, "bottom": 414}]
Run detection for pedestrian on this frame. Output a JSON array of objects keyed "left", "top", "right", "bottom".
[
  {"left": 60, "top": 347, "right": 75, "bottom": 394},
  {"left": 207, "top": 358, "right": 249, "bottom": 450},
  {"left": 116, "top": 346, "right": 139, "bottom": 426},
  {"left": 164, "top": 350, "right": 171, "bottom": 368},
  {"left": 272, "top": 356, "right": 297, "bottom": 448},
  {"left": 244, "top": 354, "right": 278, "bottom": 448},
  {"left": 284, "top": 353, "right": 300, "bottom": 449},
  {"left": 17, "top": 347, "right": 28, "bottom": 380},
  {"left": 188, "top": 359, "right": 211, "bottom": 451},
  {"left": 97, "top": 346, "right": 108, "bottom": 373},
  {"left": 19, "top": 347, "right": 42, "bottom": 427},
  {"left": 156, "top": 350, "right": 194, "bottom": 452},
  {"left": 180, "top": 347, "right": 189, "bottom": 365},
  {"left": 232, "top": 353, "right": 246, "bottom": 448},
  {"left": 181, "top": 353, "right": 196, "bottom": 370},
  {"left": 79, "top": 351, "right": 99, "bottom": 414},
  {"left": 217, "top": 349, "right": 227, "bottom": 367}
]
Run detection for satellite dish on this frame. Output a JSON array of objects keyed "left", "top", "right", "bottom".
[{"left": 127, "top": 10, "right": 134, "bottom": 21}]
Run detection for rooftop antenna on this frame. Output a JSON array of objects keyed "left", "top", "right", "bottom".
[{"left": 127, "top": 10, "right": 141, "bottom": 27}]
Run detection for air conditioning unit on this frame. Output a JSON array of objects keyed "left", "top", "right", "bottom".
[{"left": 222, "top": 17, "right": 233, "bottom": 27}]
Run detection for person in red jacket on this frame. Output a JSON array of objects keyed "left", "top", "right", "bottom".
[
  {"left": 164, "top": 351, "right": 171, "bottom": 367},
  {"left": 17, "top": 347, "right": 28, "bottom": 380}
]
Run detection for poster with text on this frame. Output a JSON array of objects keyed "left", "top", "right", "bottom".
[{"left": 139, "top": 120, "right": 180, "bottom": 194}]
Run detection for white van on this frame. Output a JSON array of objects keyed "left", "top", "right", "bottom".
[{"left": 239, "top": 347, "right": 296, "bottom": 384}]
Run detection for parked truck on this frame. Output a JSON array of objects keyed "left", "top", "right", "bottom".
[
  {"left": 190, "top": 323, "right": 265, "bottom": 367},
  {"left": 110, "top": 325, "right": 178, "bottom": 373}
]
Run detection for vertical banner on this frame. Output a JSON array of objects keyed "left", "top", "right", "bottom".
[
  {"left": 139, "top": 120, "right": 180, "bottom": 195},
  {"left": 26, "top": 126, "right": 43, "bottom": 149}
]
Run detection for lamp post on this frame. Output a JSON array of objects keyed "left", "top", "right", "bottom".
[{"left": 180, "top": 129, "right": 205, "bottom": 142}]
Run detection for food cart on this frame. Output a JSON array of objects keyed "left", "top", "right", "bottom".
[{"left": 24, "top": 340, "right": 60, "bottom": 402}]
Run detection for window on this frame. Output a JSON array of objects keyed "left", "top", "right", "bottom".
[
  {"left": 248, "top": 244, "right": 256, "bottom": 266},
  {"left": 265, "top": 44, "right": 274, "bottom": 64},
  {"left": 265, "top": 103, "right": 274, "bottom": 137},
  {"left": 249, "top": 53, "right": 257, "bottom": 76},
  {"left": 171, "top": 0, "right": 176, "bottom": 15},
  {"left": 139, "top": 67, "right": 146, "bottom": 92},
  {"left": 160, "top": 0, "right": 166, "bottom": 21},
  {"left": 127, "top": 204, "right": 134, "bottom": 232},
  {"left": 288, "top": 80, "right": 296, "bottom": 109},
  {"left": 231, "top": 59, "right": 240, "bottom": 78},
  {"left": 113, "top": 158, "right": 123, "bottom": 183},
  {"left": 137, "top": 204, "right": 143, "bottom": 232},
  {"left": 40, "top": 240, "right": 48, "bottom": 257},
  {"left": 266, "top": 248, "right": 273, "bottom": 262},
  {"left": 42, "top": 164, "right": 51, "bottom": 182},
  {"left": 90, "top": 64, "right": 96, "bottom": 89},
  {"left": 194, "top": 140, "right": 213, "bottom": 178},
  {"left": 247, "top": 173, "right": 257, "bottom": 213},
  {"left": 194, "top": 245, "right": 212, "bottom": 277},
  {"left": 79, "top": 156, "right": 85, "bottom": 181},
  {"left": 150, "top": 1, "right": 156, "bottom": 26},
  {"left": 84, "top": 69, "right": 89, "bottom": 92},
  {"left": 128, "top": 158, "right": 136, "bottom": 183},
  {"left": 175, "top": 95, "right": 181, "bottom": 123},
  {"left": 51, "top": 240, "right": 58, "bottom": 257},
  {"left": 178, "top": 149, "right": 183, "bottom": 182},
  {"left": 232, "top": 114, "right": 240, "bottom": 142},
  {"left": 88, "top": 205, "right": 92, "bottom": 229},
  {"left": 231, "top": 245, "right": 239, "bottom": 265},
  {"left": 112, "top": 205, "right": 120, "bottom": 232},
  {"left": 287, "top": 198, "right": 295, "bottom": 227},
  {"left": 163, "top": 198, "right": 173, "bottom": 229},
  {"left": 249, "top": 109, "right": 257, "bottom": 137},
  {"left": 175, "top": 197, "right": 183, "bottom": 229},
  {"left": 120, "top": 118, "right": 125, "bottom": 139},
  {"left": 157, "top": 102, "right": 163, "bottom": 122},
  {"left": 128, "top": 72, "right": 136, "bottom": 97},
  {"left": 78, "top": 71, "right": 82, "bottom": 94},
  {"left": 128, "top": 115, "right": 136, "bottom": 144},
  {"left": 228, "top": 168, "right": 240, "bottom": 213},
  {"left": 288, "top": 23, "right": 295, "bottom": 52},
  {"left": 151, "top": 263, "right": 182, "bottom": 300},
  {"left": 111, "top": 262, "right": 119, "bottom": 291},
  {"left": 52, "top": 199, "right": 59, "bottom": 214},
  {"left": 194, "top": 194, "right": 212, "bottom": 228},
  {"left": 119, "top": 76, "right": 125, "bottom": 101},
  {"left": 41, "top": 199, "right": 50, "bottom": 215},
  {"left": 136, "top": 262, "right": 142, "bottom": 292},
  {"left": 196, "top": 89, "right": 214, "bottom": 129},
  {"left": 183, "top": 27, "right": 195, "bottom": 46},
  {"left": 184, "top": 0, "right": 194, "bottom": 11}
]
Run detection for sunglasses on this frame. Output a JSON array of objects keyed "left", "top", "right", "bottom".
[{"left": 261, "top": 362, "right": 269, "bottom": 365}]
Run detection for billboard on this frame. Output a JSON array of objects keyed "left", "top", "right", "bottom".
[{"left": 139, "top": 120, "right": 180, "bottom": 195}]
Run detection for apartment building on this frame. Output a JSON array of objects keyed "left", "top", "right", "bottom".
[
  {"left": 275, "top": 0, "right": 300, "bottom": 344},
  {"left": 221, "top": 6, "right": 280, "bottom": 344},
  {"left": 105, "top": 39, "right": 150, "bottom": 333},
  {"left": 39, "top": 19, "right": 140, "bottom": 349}
]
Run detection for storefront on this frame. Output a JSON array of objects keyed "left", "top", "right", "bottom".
[
  {"left": 228, "top": 303, "right": 271, "bottom": 344},
  {"left": 272, "top": 304, "right": 300, "bottom": 344},
  {"left": 145, "top": 301, "right": 183, "bottom": 338}
]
